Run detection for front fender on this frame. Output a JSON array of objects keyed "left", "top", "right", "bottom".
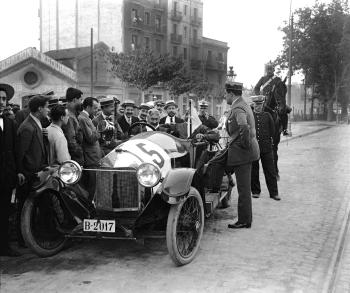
[
  {"left": 33, "top": 176, "right": 61, "bottom": 195},
  {"left": 161, "top": 168, "right": 196, "bottom": 204}
]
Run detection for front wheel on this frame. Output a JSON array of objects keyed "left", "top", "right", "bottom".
[
  {"left": 21, "top": 190, "right": 67, "bottom": 257},
  {"left": 166, "top": 187, "right": 204, "bottom": 266}
]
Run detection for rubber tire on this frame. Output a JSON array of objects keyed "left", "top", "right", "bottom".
[
  {"left": 166, "top": 187, "right": 204, "bottom": 266},
  {"left": 21, "top": 192, "right": 67, "bottom": 257}
]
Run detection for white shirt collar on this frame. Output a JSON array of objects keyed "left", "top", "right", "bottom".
[
  {"left": 30, "top": 113, "right": 42, "bottom": 130},
  {"left": 82, "top": 110, "right": 89, "bottom": 117}
]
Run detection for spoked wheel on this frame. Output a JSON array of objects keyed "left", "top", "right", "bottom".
[
  {"left": 21, "top": 190, "right": 67, "bottom": 257},
  {"left": 166, "top": 187, "right": 204, "bottom": 266}
]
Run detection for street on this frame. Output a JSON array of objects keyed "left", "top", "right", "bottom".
[{"left": 1, "top": 122, "right": 350, "bottom": 293}]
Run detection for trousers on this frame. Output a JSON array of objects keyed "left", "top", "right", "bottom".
[{"left": 251, "top": 151, "right": 278, "bottom": 197}]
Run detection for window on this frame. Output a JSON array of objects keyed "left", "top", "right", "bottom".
[
  {"left": 155, "top": 15, "right": 161, "bottom": 32},
  {"left": 131, "top": 8, "right": 138, "bottom": 22},
  {"left": 144, "top": 12, "right": 150, "bottom": 25},
  {"left": 194, "top": 7, "right": 198, "bottom": 19},
  {"left": 131, "top": 34, "right": 138, "bottom": 50},
  {"left": 144, "top": 37, "right": 150, "bottom": 50},
  {"left": 156, "top": 39, "right": 161, "bottom": 53},
  {"left": 183, "top": 26, "right": 187, "bottom": 38},
  {"left": 193, "top": 29, "right": 198, "bottom": 41},
  {"left": 172, "top": 23, "right": 177, "bottom": 34},
  {"left": 173, "top": 46, "right": 178, "bottom": 56},
  {"left": 184, "top": 5, "right": 188, "bottom": 15},
  {"left": 218, "top": 52, "right": 223, "bottom": 61},
  {"left": 207, "top": 50, "right": 212, "bottom": 62},
  {"left": 183, "top": 47, "right": 187, "bottom": 60}
]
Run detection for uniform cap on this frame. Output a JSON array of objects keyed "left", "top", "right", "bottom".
[
  {"left": 225, "top": 81, "right": 243, "bottom": 92},
  {"left": 251, "top": 95, "right": 265, "bottom": 104}
]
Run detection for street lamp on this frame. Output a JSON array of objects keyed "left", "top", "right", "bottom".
[{"left": 227, "top": 66, "right": 237, "bottom": 83}]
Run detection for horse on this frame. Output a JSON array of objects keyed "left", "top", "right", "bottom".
[{"left": 263, "top": 77, "right": 288, "bottom": 179}]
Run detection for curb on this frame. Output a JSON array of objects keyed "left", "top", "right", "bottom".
[
  {"left": 280, "top": 125, "right": 334, "bottom": 143},
  {"left": 322, "top": 181, "right": 350, "bottom": 293}
]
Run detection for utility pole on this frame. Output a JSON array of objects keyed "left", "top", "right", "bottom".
[
  {"left": 90, "top": 28, "right": 94, "bottom": 97},
  {"left": 303, "top": 77, "right": 307, "bottom": 120},
  {"left": 287, "top": 0, "right": 293, "bottom": 134}
]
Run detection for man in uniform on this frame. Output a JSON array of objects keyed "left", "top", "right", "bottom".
[
  {"left": 250, "top": 96, "right": 280, "bottom": 201},
  {"left": 254, "top": 62, "right": 291, "bottom": 136},
  {"left": 0, "top": 83, "right": 20, "bottom": 256},
  {"left": 207, "top": 81, "right": 259, "bottom": 229},
  {"left": 198, "top": 100, "right": 218, "bottom": 129},
  {"left": 117, "top": 100, "right": 139, "bottom": 134},
  {"left": 93, "top": 96, "right": 123, "bottom": 155}
]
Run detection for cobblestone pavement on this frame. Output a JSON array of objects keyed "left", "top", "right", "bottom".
[{"left": 1, "top": 123, "right": 350, "bottom": 293}]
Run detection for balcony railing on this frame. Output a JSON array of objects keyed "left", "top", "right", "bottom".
[
  {"left": 130, "top": 17, "right": 143, "bottom": 30},
  {"left": 171, "top": 10, "right": 183, "bottom": 22},
  {"left": 191, "top": 17, "right": 202, "bottom": 27},
  {"left": 190, "top": 59, "right": 201, "bottom": 70},
  {"left": 170, "top": 33, "right": 182, "bottom": 44}
]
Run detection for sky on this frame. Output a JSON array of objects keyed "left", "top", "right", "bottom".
[{"left": 0, "top": 0, "right": 329, "bottom": 87}]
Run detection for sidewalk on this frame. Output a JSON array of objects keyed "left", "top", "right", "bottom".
[{"left": 281, "top": 120, "right": 336, "bottom": 142}]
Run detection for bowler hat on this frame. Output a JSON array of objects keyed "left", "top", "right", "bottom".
[
  {"left": 0, "top": 83, "right": 14, "bottom": 100},
  {"left": 66, "top": 87, "right": 83, "bottom": 101}
]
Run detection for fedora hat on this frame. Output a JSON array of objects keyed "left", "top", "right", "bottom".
[{"left": 0, "top": 83, "right": 15, "bottom": 100}]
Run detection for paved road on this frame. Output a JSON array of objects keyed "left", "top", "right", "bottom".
[{"left": 1, "top": 123, "right": 350, "bottom": 293}]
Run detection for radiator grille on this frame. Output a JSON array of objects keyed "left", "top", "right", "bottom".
[{"left": 95, "top": 169, "right": 139, "bottom": 211}]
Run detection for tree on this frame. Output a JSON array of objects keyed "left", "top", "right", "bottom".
[
  {"left": 107, "top": 50, "right": 184, "bottom": 100},
  {"left": 275, "top": 0, "right": 349, "bottom": 121}
]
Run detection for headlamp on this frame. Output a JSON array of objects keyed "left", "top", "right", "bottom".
[
  {"left": 58, "top": 160, "right": 82, "bottom": 185},
  {"left": 136, "top": 163, "right": 161, "bottom": 188}
]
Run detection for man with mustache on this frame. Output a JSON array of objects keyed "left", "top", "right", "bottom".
[{"left": 117, "top": 100, "right": 139, "bottom": 134}]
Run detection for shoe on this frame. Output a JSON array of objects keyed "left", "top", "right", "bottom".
[
  {"left": 271, "top": 195, "right": 281, "bottom": 201},
  {"left": 252, "top": 193, "right": 260, "bottom": 198},
  {"left": 228, "top": 222, "right": 251, "bottom": 229},
  {"left": 283, "top": 130, "right": 291, "bottom": 136},
  {"left": 0, "top": 247, "right": 21, "bottom": 257}
]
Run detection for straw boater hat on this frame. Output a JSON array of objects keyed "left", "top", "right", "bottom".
[
  {"left": 0, "top": 83, "right": 15, "bottom": 100},
  {"left": 99, "top": 96, "right": 116, "bottom": 108},
  {"left": 154, "top": 100, "right": 165, "bottom": 107},
  {"left": 164, "top": 100, "right": 178, "bottom": 110},
  {"left": 121, "top": 99, "right": 137, "bottom": 108},
  {"left": 139, "top": 103, "right": 152, "bottom": 111}
]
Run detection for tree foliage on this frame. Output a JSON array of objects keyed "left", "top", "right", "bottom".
[
  {"left": 107, "top": 50, "right": 184, "bottom": 91},
  {"left": 275, "top": 0, "right": 350, "bottom": 118}
]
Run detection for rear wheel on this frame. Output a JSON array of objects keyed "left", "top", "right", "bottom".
[
  {"left": 166, "top": 187, "right": 204, "bottom": 266},
  {"left": 21, "top": 190, "right": 67, "bottom": 257}
]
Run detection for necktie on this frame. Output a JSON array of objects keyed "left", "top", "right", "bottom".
[
  {"left": 128, "top": 117, "right": 132, "bottom": 125},
  {"left": 170, "top": 117, "right": 174, "bottom": 124}
]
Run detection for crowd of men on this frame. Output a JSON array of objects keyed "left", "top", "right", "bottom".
[{"left": 0, "top": 62, "right": 288, "bottom": 256}]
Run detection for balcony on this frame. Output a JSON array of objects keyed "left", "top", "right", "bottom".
[
  {"left": 191, "top": 38, "right": 202, "bottom": 47},
  {"left": 191, "top": 17, "right": 202, "bottom": 27},
  {"left": 190, "top": 59, "right": 201, "bottom": 70},
  {"left": 153, "top": 25, "right": 166, "bottom": 35},
  {"left": 130, "top": 17, "right": 144, "bottom": 30},
  {"left": 171, "top": 10, "right": 183, "bottom": 22},
  {"left": 170, "top": 33, "right": 182, "bottom": 44}
]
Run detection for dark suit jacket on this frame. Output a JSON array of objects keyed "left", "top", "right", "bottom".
[
  {"left": 159, "top": 116, "right": 184, "bottom": 124},
  {"left": 226, "top": 97, "right": 260, "bottom": 166},
  {"left": 117, "top": 115, "right": 139, "bottom": 134},
  {"left": 17, "top": 115, "right": 47, "bottom": 178},
  {"left": 0, "top": 117, "right": 18, "bottom": 189},
  {"left": 78, "top": 111, "right": 102, "bottom": 167},
  {"left": 15, "top": 108, "right": 30, "bottom": 126}
]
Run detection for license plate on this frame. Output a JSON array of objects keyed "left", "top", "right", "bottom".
[{"left": 83, "top": 219, "right": 116, "bottom": 233}]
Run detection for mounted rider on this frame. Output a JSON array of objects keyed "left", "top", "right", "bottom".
[{"left": 254, "top": 62, "right": 291, "bottom": 136}]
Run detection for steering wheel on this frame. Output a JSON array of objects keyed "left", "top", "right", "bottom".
[{"left": 128, "top": 121, "right": 156, "bottom": 136}]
